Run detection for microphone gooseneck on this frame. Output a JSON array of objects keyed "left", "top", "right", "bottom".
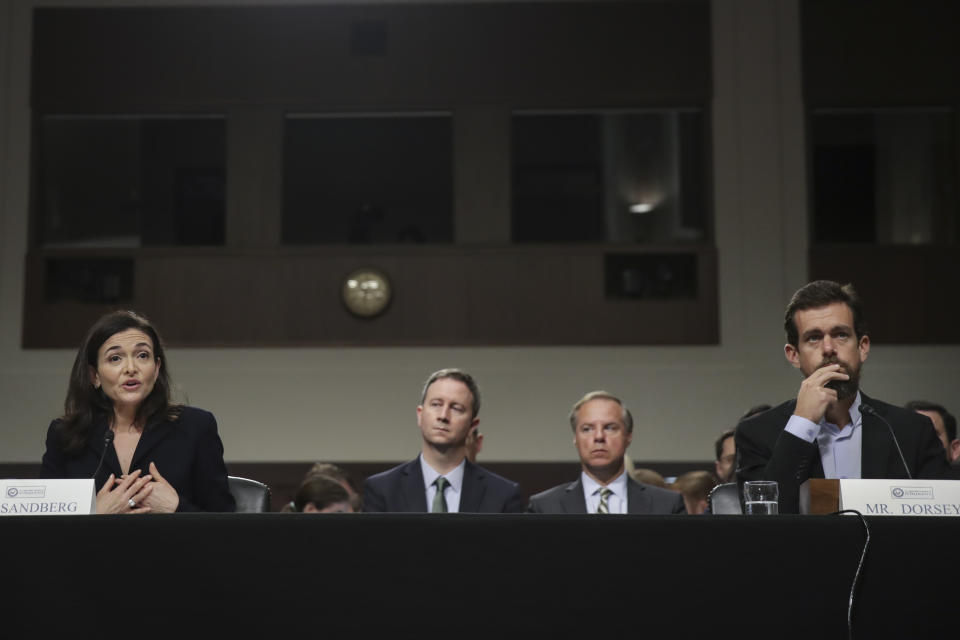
[
  {"left": 860, "top": 403, "right": 912, "bottom": 479},
  {"left": 92, "top": 429, "right": 115, "bottom": 481}
]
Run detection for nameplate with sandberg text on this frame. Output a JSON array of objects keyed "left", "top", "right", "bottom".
[
  {"left": 839, "top": 479, "right": 960, "bottom": 517},
  {"left": 0, "top": 479, "right": 95, "bottom": 516}
]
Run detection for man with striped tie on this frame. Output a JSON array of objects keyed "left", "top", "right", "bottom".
[{"left": 527, "top": 390, "right": 685, "bottom": 514}]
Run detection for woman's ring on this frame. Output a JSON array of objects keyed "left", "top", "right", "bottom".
[{"left": 128, "top": 498, "right": 136, "bottom": 508}]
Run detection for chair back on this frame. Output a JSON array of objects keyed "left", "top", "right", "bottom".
[
  {"left": 708, "top": 482, "right": 742, "bottom": 514},
  {"left": 228, "top": 476, "right": 271, "bottom": 513}
]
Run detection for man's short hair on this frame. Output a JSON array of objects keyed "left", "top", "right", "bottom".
[
  {"left": 905, "top": 400, "right": 957, "bottom": 441},
  {"left": 568, "top": 390, "right": 633, "bottom": 433},
  {"left": 714, "top": 429, "right": 735, "bottom": 462},
  {"left": 419, "top": 368, "right": 481, "bottom": 418},
  {"left": 784, "top": 280, "right": 867, "bottom": 348}
]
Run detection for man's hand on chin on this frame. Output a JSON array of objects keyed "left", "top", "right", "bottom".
[{"left": 794, "top": 363, "right": 848, "bottom": 423}]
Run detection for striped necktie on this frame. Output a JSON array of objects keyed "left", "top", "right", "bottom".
[
  {"left": 432, "top": 476, "right": 449, "bottom": 513},
  {"left": 597, "top": 487, "right": 613, "bottom": 514}
]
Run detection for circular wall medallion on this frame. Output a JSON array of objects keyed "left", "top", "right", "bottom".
[{"left": 341, "top": 268, "right": 392, "bottom": 318}]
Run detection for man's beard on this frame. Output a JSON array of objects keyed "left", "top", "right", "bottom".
[{"left": 821, "top": 357, "right": 861, "bottom": 400}]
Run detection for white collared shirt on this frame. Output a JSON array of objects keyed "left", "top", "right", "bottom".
[
  {"left": 785, "top": 391, "right": 864, "bottom": 479},
  {"left": 581, "top": 469, "right": 629, "bottom": 514},
  {"left": 420, "top": 454, "right": 466, "bottom": 513}
]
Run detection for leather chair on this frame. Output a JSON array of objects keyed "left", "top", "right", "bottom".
[
  {"left": 228, "top": 476, "right": 271, "bottom": 513},
  {"left": 707, "top": 482, "right": 742, "bottom": 515}
]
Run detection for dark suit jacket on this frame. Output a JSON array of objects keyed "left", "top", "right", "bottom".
[
  {"left": 40, "top": 406, "right": 235, "bottom": 512},
  {"left": 527, "top": 475, "right": 686, "bottom": 514},
  {"left": 363, "top": 457, "right": 524, "bottom": 513},
  {"left": 736, "top": 393, "right": 951, "bottom": 513}
]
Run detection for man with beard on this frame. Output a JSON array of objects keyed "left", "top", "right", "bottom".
[{"left": 736, "top": 281, "right": 950, "bottom": 513}]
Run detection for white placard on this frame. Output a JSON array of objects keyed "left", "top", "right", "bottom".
[
  {"left": 0, "top": 479, "right": 96, "bottom": 516},
  {"left": 839, "top": 479, "right": 960, "bottom": 516}
]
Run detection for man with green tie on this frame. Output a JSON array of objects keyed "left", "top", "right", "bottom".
[{"left": 363, "top": 368, "right": 524, "bottom": 513}]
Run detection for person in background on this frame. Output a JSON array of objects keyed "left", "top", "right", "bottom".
[
  {"left": 528, "top": 391, "right": 685, "bottom": 514},
  {"left": 716, "top": 405, "right": 770, "bottom": 484},
  {"left": 292, "top": 475, "right": 354, "bottom": 513},
  {"left": 363, "top": 368, "right": 524, "bottom": 513},
  {"left": 713, "top": 429, "right": 736, "bottom": 484},
  {"left": 306, "top": 462, "right": 362, "bottom": 511},
  {"left": 281, "top": 462, "right": 362, "bottom": 512},
  {"left": 671, "top": 470, "right": 718, "bottom": 515},
  {"left": 905, "top": 400, "right": 959, "bottom": 464},
  {"left": 40, "top": 310, "right": 234, "bottom": 513}
]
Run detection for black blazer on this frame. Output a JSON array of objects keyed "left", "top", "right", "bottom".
[
  {"left": 40, "top": 406, "right": 235, "bottom": 512},
  {"left": 527, "top": 475, "right": 686, "bottom": 514},
  {"left": 363, "top": 457, "right": 525, "bottom": 513},
  {"left": 736, "top": 393, "right": 951, "bottom": 513}
]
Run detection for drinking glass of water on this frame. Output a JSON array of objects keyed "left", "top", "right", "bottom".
[{"left": 743, "top": 480, "right": 778, "bottom": 515}]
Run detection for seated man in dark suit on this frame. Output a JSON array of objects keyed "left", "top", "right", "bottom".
[
  {"left": 736, "top": 280, "right": 951, "bottom": 513},
  {"left": 363, "top": 368, "right": 524, "bottom": 513},
  {"left": 528, "top": 390, "right": 685, "bottom": 514}
]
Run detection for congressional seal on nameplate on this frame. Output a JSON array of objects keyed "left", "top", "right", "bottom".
[
  {"left": 0, "top": 479, "right": 95, "bottom": 515},
  {"left": 838, "top": 479, "right": 960, "bottom": 516}
]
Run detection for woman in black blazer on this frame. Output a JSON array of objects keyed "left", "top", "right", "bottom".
[{"left": 40, "top": 310, "right": 235, "bottom": 513}]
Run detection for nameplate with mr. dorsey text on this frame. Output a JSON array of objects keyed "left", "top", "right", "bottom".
[
  {"left": 0, "top": 479, "right": 95, "bottom": 516},
  {"left": 839, "top": 479, "right": 960, "bottom": 516}
]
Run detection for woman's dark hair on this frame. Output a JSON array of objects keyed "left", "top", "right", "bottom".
[
  {"left": 59, "top": 310, "right": 178, "bottom": 454},
  {"left": 293, "top": 475, "right": 351, "bottom": 512}
]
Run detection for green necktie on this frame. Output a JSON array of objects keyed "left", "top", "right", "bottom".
[
  {"left": 597, "top": 487, "right": 613, "bottom": 514},
  {"left": 432, "top": 476, "right": 449, "bottom": 513}
]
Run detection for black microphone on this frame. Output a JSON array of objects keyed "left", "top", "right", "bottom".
[
  {"left": 92, "top": 429, "right": 114, "bottom": 481},
  {"left": 860, "top": 403, "right": 912, "bottom": 479}
]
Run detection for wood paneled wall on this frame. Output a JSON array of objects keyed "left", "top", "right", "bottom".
[{"left": 24, "top": 245, "right": 718, "bottom": 347}]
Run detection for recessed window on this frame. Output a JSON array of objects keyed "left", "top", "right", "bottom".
[
  {"left": 283, "top": 113, "right": 453, "bottom": 244},
  {"left": 35, "top": 115, "right": 226, "bottom": 247},
  {"left": 44, "top": 258, "right": 134, "bottom": 304},
  {"left": 511, "top": 109, "right": 708, "bottom": 244},
  {"left": 810, "top": 108, "right": 957, "bottom": 245},
  {"left": 605, "top": 252, "right": 698, "bottom": 300}
]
